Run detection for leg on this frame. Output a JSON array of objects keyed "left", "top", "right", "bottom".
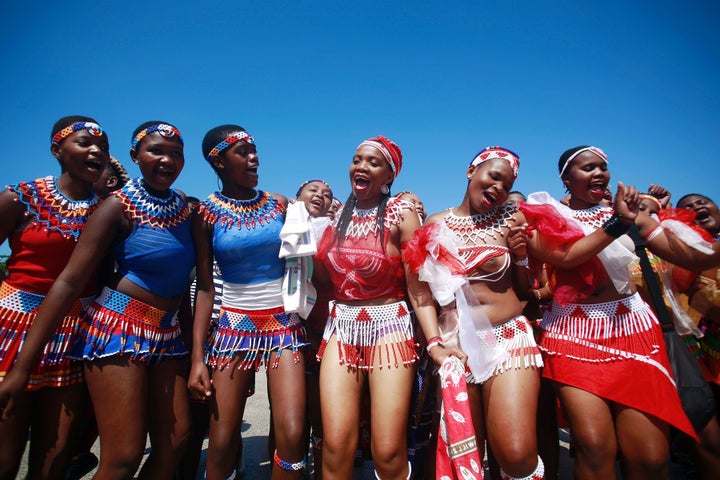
[
  {"left": 306, "top": 369, "right": 323, "bottom": 479},
  {"left": 268, "top": 349, "right": 307, "bottom": 480},
  {"left": 175, "top": 399, "right": 209, "bottom": 480},
  {"left": 206, "top": 357, "right": 253, "bottom": 480},
  {"left": 139, "top": 358, "right": 191, "bottom": 480},
  {"left": 556, "top": 383, "right": 617, "bottom": 480},
  {"left": 0, "top": 389, "right": 30, "bottom": 480},
  {"left": 483, "top": 367, "right": 541, "bottom": 478},
  {"left": 85, "top": 357, "right": 149, "bottom": 480},
  {"left": 26, "top": 382, "right": 89, "bottom": 480},
  {"left": 694, "top": 415, "right": 720, "bottom": 480},
  {"left": 367, "top": 357, "right": 415, "bottom": 479},
  {"left": 536, "top": 377, "right": 559, "bottom": 480},
  {"left": 319, "top": 335, "right": 363, "bottom": 480},
  {"left": 613, "top": 404, "right": 669, "bottom": 480}
]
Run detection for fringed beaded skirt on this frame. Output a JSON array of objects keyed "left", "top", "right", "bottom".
[
  {"left": 69, "top": 287, "right": 188, "bottom": 363},
  {"left": 0, "top": 281, "right": 92, "bottom": 389},
  {"left": 467, "top": 315, "right": 543, "bottom": 384},
  {"left": 539, "top": 292, "right": 696, "bottom": 439},
  {"left": 317, "top": 300, "right": 418, "bottom": 371},
  {"left": 205, "top": 305, "right": 307, "bottom": 371}
]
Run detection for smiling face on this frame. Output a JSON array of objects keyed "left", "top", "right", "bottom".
[
  {"left": 297, "top": 181, "right": 333, "bottom": 217},
  {"left": 678, "top": 194, "right": 720, "bottom": 237},
  {"left": 131, "top": 132, "right": 184, "bottom": 192},
  {"left": 215, "top": 138, "right": 259, "bottom": 193},
  {"left": 562, "top": 151, "right": 610, "bottom": 209},
  {"left": 52, "top": 129, "right": 110, "bottom": 184},
  {"left": 466, "top": 158, "right": 514, "bottom": 213},
  {"left": 350, "top": 144, "right": 394, "bottom": 208}
]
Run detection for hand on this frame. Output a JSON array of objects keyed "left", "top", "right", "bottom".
[
  {"left": 647, "top": 184, "right": 672, "bottom": 208},
  {"left": 428, "top": 344, "right": 467, "bottom": 366},
  {"left": 613, "top": 181, "right": 639, "bottom": 222},
  {"left": 187, "top": 362, "right": 212, "bottom": 399},
  {"left": 507, "top": 224, "right": 529, "bottom": 261},
  {"left": 0, "top": 370, "right": 28, "bottom": 422}
]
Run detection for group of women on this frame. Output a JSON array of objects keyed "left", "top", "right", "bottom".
[{"left": 0, "top": 116, "right": 719, "bottom": 480}]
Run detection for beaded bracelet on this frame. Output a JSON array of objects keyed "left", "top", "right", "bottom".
[
  {"left": 602, "top": 213, "right": 632, "bottom": 239},
  {"left": 513, "top": 257, "right": 529, "bottom": 267},
  {"left": 273, "top": 450, "right": 306, "bottom": 471},
  {"left": 426, "top": 336, "right": 443, "bottom": 354},
  {"left": 644, "top": 225, "right": 664, "bottom": 243}
]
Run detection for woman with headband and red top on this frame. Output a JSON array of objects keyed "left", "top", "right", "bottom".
[
  {"left": 0, "top": 116, "right": 109, "bottom": 480},
  {"left": 0, "top": 121, "right": 195, "bottom": 480},
  {"left": 189, "top": 125, "right": 307, "bottom": 480},
  {"left": 314, "top": 136, "right": 464, "bottom": 480},
  {"left": 405, "top": 147, "right": 545, "bottom": 480},
  {"left": 518, "top": 146, "right": 702, "bottom": 479}
]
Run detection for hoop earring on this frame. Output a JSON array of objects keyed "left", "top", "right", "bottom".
[{"left": 380, "top": 184, "right": 390, "bottom": 195}]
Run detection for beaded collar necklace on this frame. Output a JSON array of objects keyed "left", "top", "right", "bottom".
[
  {"left": 566, "top": 204, "right": 613, "bottom": 230},
  {"left": 443, "top": 203, "right": 516, "bottom": 245},
  {"left": 12, "top": 176, "right": 100, "bottom": 240},
  {"left": 346, "top": 204, "right": 380, "bottom": 238},
  {"left": 198, "top": 190, "right": 284, "bottom": 229},
  {"left": 113, "top": 178, "right": 189, "bottom": 229}
]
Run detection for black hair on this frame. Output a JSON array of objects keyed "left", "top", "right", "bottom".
[
  {"left": 201, "top": 124, "right": 247, "bottom": 175},
  {"left": 508, "top": 190, "right": 525, "bottom": 198},
  {"left": 106, "top": 155, "right": 130, "bottom": 190},
  {"left": 558, "top": 146, "right": 591, "bottom": 176},
  {"left": 676, "top": 193, "right": 715, "bottom": 208},
  {"left": 131, "top": 120, "right": 181, "bottom": 150},
  {"left": 51, "top": 115, "right": 101, "bottom": 144}
]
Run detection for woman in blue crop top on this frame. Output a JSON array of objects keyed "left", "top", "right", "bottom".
[
  {"left": 0, "top": 121, "right": 195, "bottom": 480},
  {"left": 189, "top": 125, "right": 308, "bottom": 480}
]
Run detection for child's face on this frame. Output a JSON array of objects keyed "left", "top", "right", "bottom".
[{"left": 298, "top": 181, "right": 333, "bottom": 217}]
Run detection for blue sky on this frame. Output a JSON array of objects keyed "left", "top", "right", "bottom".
[{"left": 1, "top": 1, "right": 718, "bottom": 255}]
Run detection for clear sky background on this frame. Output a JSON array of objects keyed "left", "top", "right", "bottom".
[{"left": 1, "top": 1, "right": 718, "bottom": 256}]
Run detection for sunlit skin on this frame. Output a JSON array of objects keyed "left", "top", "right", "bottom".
[
  {"left": 212, "top": 139, "right": 259, "bottom": 198},
  {"left": 327, "top": 199, "right": 342, "bottom": 221},
  {"left": 297, "top": 181, "right": 333, "bottom": 218},
  {"left": 464, "top": 158, "right": 514, "bottom": 214},
  {"left": 350, "top": 145, "right": 394, "bottom": 209},
  {"left": 561, "top": 151, "right": 610, "bottom": 210},
  {"left": 678, "top": 194, "right": 720, "bottom": 238},
  {"left": 53, "top": 129, "right": 110, "bottom": 198},
  {"left": 506, "top": 192, "right": 526, "bottom": 208},
  {"left": 130, "top": 132, "right": 184, "bottom": 195}
]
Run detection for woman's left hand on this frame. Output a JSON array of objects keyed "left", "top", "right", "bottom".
[{"left": 508, "top": 224, "right": 529, "bottom": 261}]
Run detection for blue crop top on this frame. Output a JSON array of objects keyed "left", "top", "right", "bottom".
[
  {"left": 111, "top": 178, "right": 195, "bottom": 297},
  {"left": 197, "top": 191, "right": 286, "bottom": 285}
]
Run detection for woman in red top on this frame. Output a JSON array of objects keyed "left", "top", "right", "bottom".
[
  {"left": 0, "top": 116, "right": 109, "bottom": 479},
  {"left": 314, "top": 136, "right": 463, "bottom": 479}
]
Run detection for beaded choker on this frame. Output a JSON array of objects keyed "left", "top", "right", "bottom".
[
  {"left": 113, "top": 178, "right": 190, "bottom": 229},
  {"left": 12, "top": 176, "right": 100, "bottom": 240},
  {"left": 443, "top": 203, "right": 517, "bottom": 245},
  {"left": 198, "top": 190, "right": 284, "bottom": 229},
  {"left": 567, "top": 204, "right": 613, "bottom": 230}
]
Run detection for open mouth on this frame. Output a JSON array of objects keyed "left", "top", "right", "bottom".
[
  {"left": 482, "top": 191, "right": 496, "bottom": 206},
  {"left": 353, "top": 176, "right": 369, "bottom": 191},
  {"left": 86, "top": 160, "right": 104, "bottom": 172}
]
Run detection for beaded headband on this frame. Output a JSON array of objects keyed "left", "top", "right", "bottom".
[
  {"left": 559, "top": 146, "right": 607, "bottom": 177},
  {"left": 206, "top": 131, "right": 255, "bottom": 163},
  {"left": 52, "top": 122, "right": 104, "bottom": 144},
  {"left": 470, "top": 146, "right": 520, "bottom": 179},
  {"left": 132, "top": 124, "right": 183, "bottom": 149},
  {"left": 639, "top": 194, "right": 663, "bottom": 211},
  {"left": 296, "top": 179, "right": 333, "bottom": 199},
  {"left": 357, "top": 136, "right": 402, "bottom": 178}
]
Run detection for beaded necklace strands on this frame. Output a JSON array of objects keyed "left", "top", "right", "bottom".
[
  {"left": 197, "top": 190, "right": 285, "bottom": 230},
  {"left": 567, "top": 204, "right": 613, "bottom": 230},
  {"left": 444, "top": 203, "right": 517, "bottom": 245},
  {"left": 11, "top": 176, "right": 101, "bottom": 240},
  {"left": 113, "top": 178, "right": 190, "bottom": 229}
]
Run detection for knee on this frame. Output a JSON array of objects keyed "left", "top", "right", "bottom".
[
  {"left": 371, "top": 442, "right": 407, "bottom": 475},
  {"left": 573, "top": 435, "right": 617, "bottom": 470},
  {"left": 274, "top": 415, "right": 305, "bottom": 449},
  {"left": 103, "top": 442, "right": 145, "bottom": 477},
  {"left": 494, "top": 444, "right": 539, "bottom": 478}
]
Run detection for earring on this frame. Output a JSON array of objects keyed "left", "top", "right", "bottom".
[{"left": 380, "top": 184, "right": 390, "bottom": 195}]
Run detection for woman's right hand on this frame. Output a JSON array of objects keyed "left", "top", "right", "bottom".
[
  {"left": 428, "top": 344, "right": 468, "bottom": 367},
  {"left": 188, "top": 362, "right": 212, "bottom": 399},
  {"left": 613, "top": 181, "right": 640, "bottom": 222}
]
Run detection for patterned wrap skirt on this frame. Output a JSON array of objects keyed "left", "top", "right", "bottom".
[
  {"left": 317, "top": 300, "right": 418, "bottom": 371},
  {"left": 69, "top": 286, "right": 188, "bottom": 363},
  {"left": 539, "top": 292, "right": 696, "bottom": 439},
  {"left": 0, "top": 281, "right": 92, "bottom": 390},
  {"left": 205, "top": 305, "right": 307, "bottom": 371},
  {"left": 467, "top": 315, "right": 543, "bottom": 384}
]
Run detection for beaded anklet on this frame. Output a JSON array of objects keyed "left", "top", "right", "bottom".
[{"left": 273, "top": 450, "right": 306, "bottom": 471}]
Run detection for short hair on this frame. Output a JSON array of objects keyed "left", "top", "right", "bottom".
[
  {"left": 676, "top": 193, "right": 715, "bottom": 208},
  {"left": 51, "top": 115, "right": 100, "bottom": 144},
  {"left": 131, "top": 120, "right": 181, "bottom": 150},
  {"left": 558, "top": 146, "right": 591, "bottom": 175},
  {"left": 201, "top": 124, "right": 247, "bottom": 174}
]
